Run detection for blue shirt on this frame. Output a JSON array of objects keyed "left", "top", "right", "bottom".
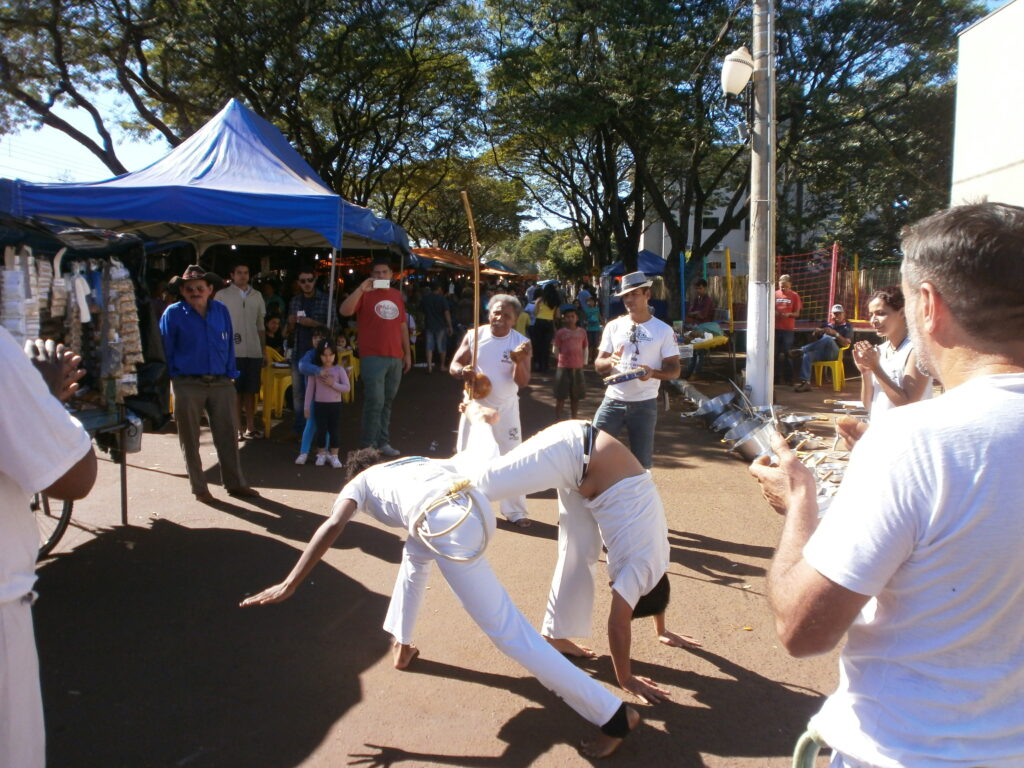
[{"left": 160, "top": 300, "right": 238, "bottom": 379}]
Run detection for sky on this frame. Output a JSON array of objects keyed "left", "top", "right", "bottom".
[{"left": 0, "top": 0, "right": 1015, "bottom": 187}]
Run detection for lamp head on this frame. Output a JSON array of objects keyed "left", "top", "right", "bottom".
[{"left": 721, "top": 45, "right": 754, "bottom": 96}]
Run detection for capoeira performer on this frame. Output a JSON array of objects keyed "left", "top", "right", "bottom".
[
  {"left": 450, "top": 294, "right": 533, "bottom": 527},
  {"left": 242, "top": 403, "right": 639, "bottom": 757},
  {"left": 476, "top": 419, "right": 701, "bottom": 704}
]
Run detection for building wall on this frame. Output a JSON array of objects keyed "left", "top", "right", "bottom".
[
  {"left": 641, "top": 217, "right": 750, "bottom": 277},
  {"left": 951, "top": 0, "right": 1024, "bottom": 205}
]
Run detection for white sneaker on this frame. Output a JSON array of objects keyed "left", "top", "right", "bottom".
[
  {"left": 315, "top": 453, "right": 328, "bottom": 466},
  {"left": 294, "top": 453, "right": 308, "bottom": 465},
  {"left": 378, "top": 443, "right": 401, "bottom": 458},
  {"left": 329, "top": 454, "right": 343, "bottom": 469}
]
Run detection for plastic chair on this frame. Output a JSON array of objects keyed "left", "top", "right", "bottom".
[
  {"left": 338, "top": 349, "right": 356, "bottom": 404},
  {"left": 261, "top": 346, "right": 293, "bottom": 435},
  {"left": 812, "top": 343, "right": 850, "bottom": 392}
]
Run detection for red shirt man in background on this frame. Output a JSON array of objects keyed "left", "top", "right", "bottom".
[
  {"left": 339, "top": 257, "right": 411, "bottom": 457},
  {"left": 774, "top": 273, "right": 802, "bottom": 385}
]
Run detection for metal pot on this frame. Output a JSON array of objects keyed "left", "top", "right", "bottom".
[
  {"left": 710, "top": 408, "right": 745, "bottom": 433},
  {"left": 724, "top": 417, "right": 766, "bottom": 444},
  {"left": 730, "top": 422, "right": 780, "bottom": 461},
  {"left": 686, "top": 391, "right": 737, "bottom": 427}
]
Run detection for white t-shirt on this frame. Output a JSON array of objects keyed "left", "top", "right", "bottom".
[
  {"left": 804, "top": 373, "right": 1024, "bottom": 768},
  {"left": 0, "top": 328, "right": 93, "bottom": 604},
  {"left": 599, "top": 315, "right": 678, "bottom": 402},
  {"left": 465, "top": 326, "right": 530, "bottom": 406},
  {"left": 870, "top": 336, "right": 933, "bottom": 418},
  {"left": 587, "top": 471, "right": 669, "bottom": 607}
]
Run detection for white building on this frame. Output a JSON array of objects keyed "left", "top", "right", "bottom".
[
  {"left": 641, "top": 213, "right": 750, "bottom": 277},
  {"left": 951, "top": 0, "right": 1024, "bottom": 205}
]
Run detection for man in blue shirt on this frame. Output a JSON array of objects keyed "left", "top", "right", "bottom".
[
  {"left": 160, "top": 265, "right": 258, "bottom": 503},
  {"left": 790, "top": 303, "right": 854, "bottom": 392}
]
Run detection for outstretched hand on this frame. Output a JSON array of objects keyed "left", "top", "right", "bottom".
[
  {"left": 748, "top": 432, "right": 815, "bottom": 515},
  {"left": 348, "top": 744, "right": 409, "bottom": 767},
  {"left": 239, "top": 582, "right": 294, "bottom": 607},
  {"left": 658, "top": 629, "right": 702, "bottom": 648},
  {"left": 26, "top": 339, "right": 85, "bottom": 402},
  {"left": 621, "top": 674, "right": 671, "bottom": 704}
]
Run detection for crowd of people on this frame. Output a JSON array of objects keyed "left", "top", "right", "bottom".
[{"left": 5, "top": 202, "right": 1023, "bottom": 766}]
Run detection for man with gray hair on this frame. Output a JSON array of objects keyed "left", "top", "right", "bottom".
[
  {"left": 450, "top": 293, "right": 533, "bottom": 527},
  {"left": 750, "top": 202, "right": 1024, "bottom": 767}
]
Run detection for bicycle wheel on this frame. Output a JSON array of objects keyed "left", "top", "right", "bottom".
[{"left": 30, "top": 493, "right": 73, "bottom": 558}]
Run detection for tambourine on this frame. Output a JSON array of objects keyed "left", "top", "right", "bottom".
[{"left": 603, "top": 366, "right": 647, "bottom": 386}]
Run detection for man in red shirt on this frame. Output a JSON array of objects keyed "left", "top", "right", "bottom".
[
  {"left": 339, "top": 257, "right": 411, "bottom": 457},
  {"left": 774, "top": 273, "right": 802, "bottom": 385}
]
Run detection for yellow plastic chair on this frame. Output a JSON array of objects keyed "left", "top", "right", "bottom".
[
  {"left": 812, "top": 343, "right": 850, "bottom": 392},
  {"left": 261, "top": 346, "right": 293, "bottom": 435},
  {"left": 338, "top": 349, "right": 356, "bottom": 404}
]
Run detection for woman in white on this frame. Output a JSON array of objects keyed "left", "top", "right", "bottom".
[{"left": 853, "top": 286, "right": 933, "bottom": 417}]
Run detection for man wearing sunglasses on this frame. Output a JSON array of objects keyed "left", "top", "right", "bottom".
[
  {"left": 287, "top": 268, "right": 330, "bottom": 437},
  {"left": 593, "top": 271, "right": 680, "bottom": 468}
]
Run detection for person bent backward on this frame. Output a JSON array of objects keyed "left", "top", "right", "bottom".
[
  {"left": 242, "top": 403, "right": 640, "bottom": 757},
  {"left": 476, "top": 419, "right": 700, "bottom": 705}
]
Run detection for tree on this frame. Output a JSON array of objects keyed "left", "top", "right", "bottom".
[
  {"left": 390, "top": 155, "right": 530, "bottom": 256},
  {"left": 0, "top": 0, "right": 484, "bottom": 212}
]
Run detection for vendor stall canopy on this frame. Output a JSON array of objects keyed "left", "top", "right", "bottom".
[{"left": 0, "top": 99, "right": 409, "bottom": 255}]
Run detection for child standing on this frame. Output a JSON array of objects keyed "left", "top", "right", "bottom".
[
  {"left": 583, "top": 296, "right": 603, "bottom": 365},
  {"left": 553, "top": 304, "right": 587, "bottom": 420},
  {"left": 303, "top": 338, "right": 351, "bottom": 467}
]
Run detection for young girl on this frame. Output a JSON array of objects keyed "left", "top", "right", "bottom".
[{"left": 303, "top": 338, "right": 351, "bottom": 467}]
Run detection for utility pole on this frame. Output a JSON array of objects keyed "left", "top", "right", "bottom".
[{"left": 745, "top": 0, "right": 776, "bottom": 406}]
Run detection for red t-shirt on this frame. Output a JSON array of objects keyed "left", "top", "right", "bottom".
[
  {"left": 356, "top": 288, "right": 407, "bottom": 358},
  {"left": 554, "top": 327, "right": 588, "bottom": 369},
  {"left": 774, "top": 289, "right": 802, "bottom": 331}
]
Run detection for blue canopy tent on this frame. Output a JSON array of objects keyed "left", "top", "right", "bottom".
[
  {"left": 600, "top": 249, "right": 667, "bottom": 277},
  {"left": 0, "top": 99, "right": 407, "bottom": 255}
]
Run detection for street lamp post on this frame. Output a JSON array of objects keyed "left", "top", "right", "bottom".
[
  {"left": 721, "top": 0, "right": 776, "bottom": 406},
  {"left": 582, "top": 234, "right": 594, "bottom": 276}
]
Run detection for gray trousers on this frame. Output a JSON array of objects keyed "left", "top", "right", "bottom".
[{"left": 171, "top": 377, "right": 247, "bottom": 495}]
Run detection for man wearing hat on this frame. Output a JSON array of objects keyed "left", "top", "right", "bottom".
[
  {"left": 160, "top": 265, "right": 258, "bottom": 503},
  {"left": 789, "top": 303, "right": 853, "bottom": 392},
  {"left": 339, "top": 256, "right": 411, "bottom": 457},
  {"left": 592, "top": 271, "right": 680, "bottom": 468}
]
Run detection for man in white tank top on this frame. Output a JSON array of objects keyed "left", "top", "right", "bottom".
[{"left": 450, "top": 294, "right": 533, "bottom": 526}]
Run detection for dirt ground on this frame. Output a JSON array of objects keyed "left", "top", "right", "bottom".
[{"left": 34, "top": 359, "right": 853, "bottom": 767}]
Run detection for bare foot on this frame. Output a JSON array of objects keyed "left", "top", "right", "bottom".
[
  {"left": 580, "top": 706, "right": 641, "bottom": 758},
  {"left": 392, "top": 643, "right": 420, "bottom": 670},
  {"left": 544, "top": 636, "right": 597, "bottom": 658},
  {"left": 658, "top": 630, "right": 702, "bottom": 648},
  {"left": 512, "top": 517, "right": 532, "bottom": 529}
]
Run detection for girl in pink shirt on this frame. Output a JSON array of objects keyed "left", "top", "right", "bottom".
[
  {"left": 304, "top": 339, "right": 351, "bottom": 467},
  {"left": 553, "top": 306, "right": 588, "bottom": 420}
]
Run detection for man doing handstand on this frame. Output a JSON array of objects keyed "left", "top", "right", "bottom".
[
  {"left": 475, "top": 419, "right": 700, "bottom": 704},
  {"left": 242, "top": 404, "right": 639, "bottom": 757}
]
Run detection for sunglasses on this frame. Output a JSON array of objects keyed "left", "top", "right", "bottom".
[{"left": 629, "top": 323, "right": 641, "bottom": 356}]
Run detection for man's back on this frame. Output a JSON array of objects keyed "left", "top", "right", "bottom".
[{"left": 804, "top": 374, "right": 1024, "bottom": 767}]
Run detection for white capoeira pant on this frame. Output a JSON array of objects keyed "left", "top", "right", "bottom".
[
  {"left": 477, "top": 420, "right": 670, "bottom": 639},
  {"left": 1, "top": 594, "right": 45, "bottom": 768},
  {"left": 457, "top": 396, "right": 527, "bottom": 522},
  {"left": 344, "top": 451, "right": 621, "bottom": 728}
]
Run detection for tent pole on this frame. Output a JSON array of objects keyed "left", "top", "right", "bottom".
[{"left": 326, "top": 247, "right": 338, "bottom": 334}]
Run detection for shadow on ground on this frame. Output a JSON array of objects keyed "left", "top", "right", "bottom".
[{"left": 35, "top": 519, "right": 391, "bottom": 767}]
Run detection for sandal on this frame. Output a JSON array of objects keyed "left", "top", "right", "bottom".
[{"left": 243, "top": 430, "right": 263, "bottom": 439}]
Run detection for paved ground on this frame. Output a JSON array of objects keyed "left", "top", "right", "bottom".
[{"left": 34, "top": 359, "right": 852, "bottom": 767}]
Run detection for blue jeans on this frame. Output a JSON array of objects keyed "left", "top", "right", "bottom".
[
  {"left": 360, "top": 355, "right": 403, "bottom": 448},
  {"left": 775, "top": 330, "right": 796, "bottom": 384},
  {"left": 592, "top": 396, "right": 658, "bottom": 469},
  {"left": 798, "top": 336, "right": 839, "bottom": 381},
  {"left": 291, "top": 365, "right": 307, "bottom": 434}
]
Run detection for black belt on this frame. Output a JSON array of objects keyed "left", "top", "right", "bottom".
[
  {"left": 582, "top": 422, "right": 599, "bottom": 483},
  {"left": 179, "top": 374, "right": 228, "bottom": 383}
]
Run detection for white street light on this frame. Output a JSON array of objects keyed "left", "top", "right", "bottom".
[
  {"left": 582, "top": 235, "right": 591, "bottom": 247},
  {"left": 721, "top": 46, "right": 754, "bottom": 97}
]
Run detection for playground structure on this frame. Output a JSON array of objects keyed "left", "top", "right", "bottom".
[{"left": 702, "top": 244, "right": 900, "bottom": 330}]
